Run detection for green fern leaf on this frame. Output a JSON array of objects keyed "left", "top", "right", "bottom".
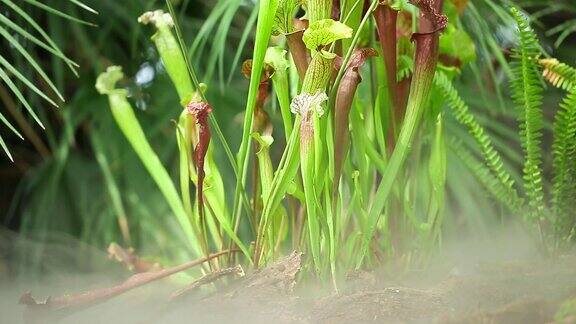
[
  {"left": 450, "top": 140, "right": 524, "bottom": 210},
  {"left": 435, "top": 72, "right": 522, "bottom": 212},
  {"left": 510, "top": 7, "right": 546, "bottom": 221},
  {"left": 539, "top": 58, "right": 576, "bottom": 90},
  {"left": 551, "top": 87, "right": 576, "bottom": 240}
]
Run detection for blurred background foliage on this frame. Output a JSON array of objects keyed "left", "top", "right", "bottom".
[{"left": 0, "top": 0, "right": 575, "bottom": 266}]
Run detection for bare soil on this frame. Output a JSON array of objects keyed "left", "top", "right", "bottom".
[
  {"left": 11, "top": 250, "right": 576, "bottom": 323},
  {"left": 309, "top": 256, "right": 576, "bottom": 323},
  {"left": 129, "top": 252, "right": 576, "bottom": 323}
]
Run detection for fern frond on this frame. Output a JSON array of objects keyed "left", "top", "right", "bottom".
[
  {"left": 551, "top": 87, "right": 576, "bottom": 240},
  {"left": 435, "top": 72, "right": 522, "bottom": 213},
  {"left": 510, "top": 7, "right": 546, "bottom": 221},
  {"left": 539, "top": 58, "right": 576, "bottom": 90},
  {"left": 450, "top": 140, "right": 524, "bottom": 211}
]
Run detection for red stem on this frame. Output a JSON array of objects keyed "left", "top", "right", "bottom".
[
  {"left": 287, "top": 19, "right": 310, "bottom": 81},
  {"left": 374, "top": 4, "right": 400, "bottom": 154},
  {"left": 188, "top": 101, "right": 213, "bottom": 256},
  {"left": 333, "top": 49, "right": 378, "bottom": 193}
]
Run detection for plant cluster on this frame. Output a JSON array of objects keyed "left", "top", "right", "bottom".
[{"left": 92, "top": 0, "right": 576, "bottom": 283}]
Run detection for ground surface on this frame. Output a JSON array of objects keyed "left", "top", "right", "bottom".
[
  {"left": 3, "top": 230, "right": 576, "bottom": 323},
  {"left": 13, "top": 251, "right": 576, "bottom": 323}
]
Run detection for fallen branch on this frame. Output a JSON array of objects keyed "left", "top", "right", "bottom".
[
  {"left": 20, "top": 250, "right": 235, "bottom": 320},
  {"left": 170, "top": 265, "right": 245, "bottom": 300}
]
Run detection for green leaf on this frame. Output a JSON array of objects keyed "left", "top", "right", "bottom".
[
  {"left": 227, "top": 7, "right": 258, "bottom": 84},
  {"left": 0, "top": 55, "right": 59, "bottom": 108},
  {"left": 425, "top": 114, "right": 447, "bottom": 244},
  {"left": 265, "top": 47, "right": 292, "bottom": 138},
  {"left": 233, "top": 0, "right": 279, "bottom": 247},
  {"left": 264, "top": 46, "right": 289, "bottom": 73},
  {"left": 510, "top": 7, "right": 545, "bottom": 222},
  {"left": 0, "top": 135, "right": 13, "bottom": 162},
  {"left": 0, "top": 13, "right": 78, "bottom": 72},
  {"left": 0, "top": 65, "right": 44, "bottom": 129},
  {"left": 1, "top": 0, "right": 78, "bottom": 76},
  {"left": 439, "top": 25, "right": 476, "bottom": 66},
  {"left": 301, "top": 52, "right": 334, "bottom": 93},
  {"left": 91, "top": 131, "right": 131, "bottom": 245},
  {"left": 96, "top": 66, "right": 202, "bottom": 257},
  {"left": 273, "top": 0, "right": 300, "bottom": 35},
  {"left": 551, "top": 87, "right": 576, "bottom": 239},
  {"left": 95, "top": 66, "right": 124, "bottom": 95},
  {"left": 0, "top": 25, "right": 64, "bottom": 102},
  {"left": 252, "top": 132, "right": 274, "bottom": 149},
  {"left": 0, "top": 0, "right": 94, "bottom": 157},
  {"left": 175, "top": 113, "right": 196, "bottom": 229},
  {"left": 252, "top": 132, "right": 275, "bottom": 201},
  {"left": 67, "top": 0, "right": 99, "bottom": 14},
  {"left": 0, "top": 111, "right": 23, "bottom": 140},
  {"left": 434, "top": 72, "right": 521, "bottom": 212},
  {"left": 139, "top": 10, "right": 194, "bottom": 103},
  {"left": 302, "top": 19, "right": 353, "bottom": 51},
  {"left": 540, "top": 58, "right": 576, "bottom": 90},
  {"left": 306, "top": 0, "right": 332, "bottom": 23},
  {"left": 20, "top": 0, "right": 96, "bottom": 26},
  {"left": 255, "top": 117, "right": 301, "bottom": 265}
]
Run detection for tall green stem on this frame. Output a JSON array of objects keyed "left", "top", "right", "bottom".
[
  {"left": 96, "top": 66, "right": 202, "bottom": 257},
  {"left": 307, "top": 0, "right": 332, "bottom": 23},
  {"left": 232, "top": 0, "right": 279, "bottom": 249}
]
